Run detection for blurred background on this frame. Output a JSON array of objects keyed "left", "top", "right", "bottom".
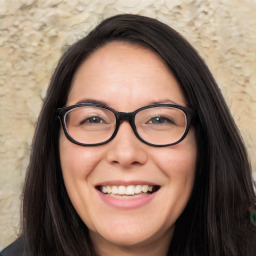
[{"left": 0, "top": 0, "right": 255, "bottom": 249}]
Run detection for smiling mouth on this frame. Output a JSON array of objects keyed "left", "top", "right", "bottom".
[{"left": 96, "top": 185, "right": 160, "bottom": 196}]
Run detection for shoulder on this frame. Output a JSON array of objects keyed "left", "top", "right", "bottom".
[{"left": 0, "top": 237, "right": 24, "bottom": 256}]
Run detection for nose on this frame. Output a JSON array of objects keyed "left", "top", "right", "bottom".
[{"left": 106, "top": 121, "right": 148, "bottom": 168}]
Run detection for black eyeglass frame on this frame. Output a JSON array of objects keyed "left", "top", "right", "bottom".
[{"left": 57, "top": 103, "right": 197, "bottom": 147}]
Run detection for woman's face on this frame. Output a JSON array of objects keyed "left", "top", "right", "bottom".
[{"left": 59, "top": 42, "right": 197, "bottom": 254}]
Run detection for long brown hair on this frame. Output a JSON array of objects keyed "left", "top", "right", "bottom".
[{"left": 22, "top": 14, "right": 256, "bottom": 255}]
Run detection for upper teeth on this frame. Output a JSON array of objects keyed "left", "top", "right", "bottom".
[{"left": 100, "top": 185, "right": 153, "bottom": 195}]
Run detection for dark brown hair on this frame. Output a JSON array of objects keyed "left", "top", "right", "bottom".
[{"left": 22, "top": 14, "right": 256, "bottom": 255}]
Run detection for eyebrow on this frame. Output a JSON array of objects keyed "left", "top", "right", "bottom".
[
  {"left": 74, "top": 98, "right": 182, "bottom": 107},
  {"left": 149, "top": 99, "right": 180, "bottom": 105},
  {"left": 75, "top": 98, "right": 110, "bottom": 107}
]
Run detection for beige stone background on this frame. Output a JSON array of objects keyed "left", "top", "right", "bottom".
[{"left": 0, "top": 0, "right": 256, "bottom": 250}]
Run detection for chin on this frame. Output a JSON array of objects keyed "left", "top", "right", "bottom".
[{"left": 89, "top": 221, "right": 174, "bottom": 250}]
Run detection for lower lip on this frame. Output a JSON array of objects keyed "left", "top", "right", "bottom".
[{"left": 96, "top": 190, "right": 158, "bottom": 209}]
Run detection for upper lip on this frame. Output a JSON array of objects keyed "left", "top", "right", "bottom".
[{"left": 95, "top": 180, "right": 159, "bottom": 187}]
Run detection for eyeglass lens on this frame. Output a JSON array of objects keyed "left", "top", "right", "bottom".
[{"left": 64, "top": 106, "right": 187, "bottom": 146}]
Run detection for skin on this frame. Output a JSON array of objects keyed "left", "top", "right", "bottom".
[{"left": 59, "top": 42, "right": 197, "bottom": 256}]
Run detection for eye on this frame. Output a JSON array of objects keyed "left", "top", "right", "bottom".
[
  {"left": 82, "top": 116, "right": 105, "bottom": 124},
  {"left": 148, "top": 116, "right": 174, "bottom": 125}
]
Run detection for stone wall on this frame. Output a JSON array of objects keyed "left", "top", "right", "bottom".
[{"left": 0, "top": 0, "right": 255, "bottom": 249}]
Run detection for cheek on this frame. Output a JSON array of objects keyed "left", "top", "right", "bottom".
[
  {"left": 59, "top": 131, "right": 102, "bottom": 179},
  {"left": 154, "top": 134, "right": 197, "bottom": 179},
  {"left": 151, "top": 128, "right": 197, "bottom": 220},
  {"left": 155, "top": 151, "right": 196, "bottom": 189},
  {"left": 59, "top": 131, "right": 105, "bottom": 225},
  {"left": 151, "top": 133, "right": 197, "bottom": 224}
]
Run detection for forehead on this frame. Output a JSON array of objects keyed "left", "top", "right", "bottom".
[{"left": 67, "top": 42, "right": 187, "bottom": 109}]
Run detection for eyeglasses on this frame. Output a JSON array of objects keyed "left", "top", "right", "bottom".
[{"left": 57, "top": 103, "right": 196, "bottom": 147}]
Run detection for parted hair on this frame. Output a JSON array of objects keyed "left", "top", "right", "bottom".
[{"left": 22, "top": 14, "right": 256, "bottom": 255}]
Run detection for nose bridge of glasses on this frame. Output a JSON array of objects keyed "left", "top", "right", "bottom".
[
  {"left": 116, "top": 111, "right": 137, "bottom": 135},
  {"left": 118, "top": 112, "right": 133, "bottom": 123},
  {"left": 114, "top": 111, "right": 143, "bottom": 146}
]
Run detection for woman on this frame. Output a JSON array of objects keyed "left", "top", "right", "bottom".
[{"left": 1, "top": 14, "right": 255, "bottom": 256}]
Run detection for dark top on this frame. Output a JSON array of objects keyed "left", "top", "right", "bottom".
[
  {"left": 0, "top": 237, "right": 24, "bottom": 256},
  {"left": 1, "top": 234, "right": 256, "bottom": 255}
]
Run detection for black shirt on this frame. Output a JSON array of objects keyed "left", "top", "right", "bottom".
[
  {"left": 1, "top": 234, "right": 256, "bottom": 255},
  {"left": 0, "top": 237, "right": 24, "bottom": 256}
]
